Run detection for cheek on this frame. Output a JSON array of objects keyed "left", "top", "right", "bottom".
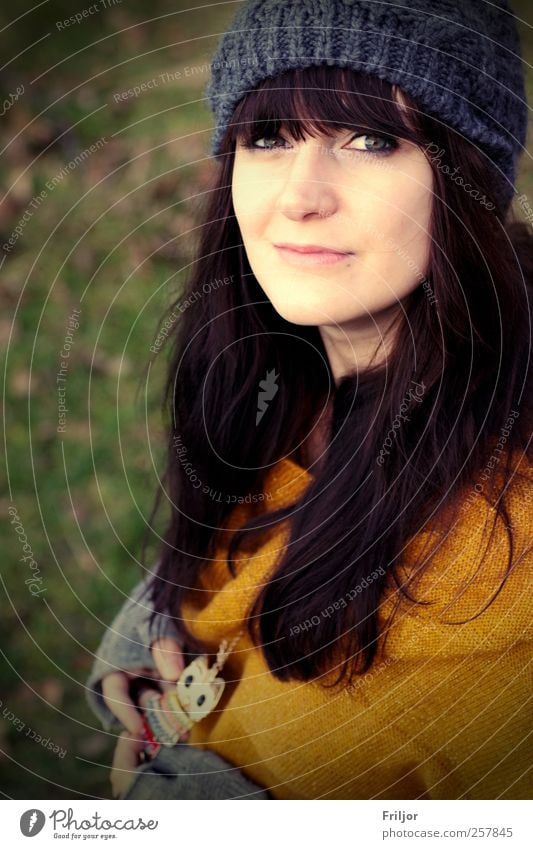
[
  {"left": 231, "top": 163, "right": 246, "bottom": 211},
  {"left": 362, "top": 173, "right": 432, "bottom": 268},
  {"left": 232, "top": 162, "right": 277, "bottom": 240},
  {"left": 233, "top": 195, "right": 259, "bottom": 246},
  {"left": 342, "top": 192, "right": 431, "bottom": 312},
  {"left": 232, "top": 167, "right": 261, "bottom": 228}
]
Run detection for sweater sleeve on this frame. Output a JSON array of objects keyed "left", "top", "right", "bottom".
[
  {"left": 122, "top": 743, "right": 270, "bottom": 800},
  {"left": 85, "top": 576, "right": 182, "bottom": 732}
]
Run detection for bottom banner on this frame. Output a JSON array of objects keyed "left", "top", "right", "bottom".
[{"left": 3, "top": 799, "right": 530, "bottom": 848}]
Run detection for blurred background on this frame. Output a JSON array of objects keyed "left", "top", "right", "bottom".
[{"left": 1, "top": 0, "right": 532, "bottom": 798}]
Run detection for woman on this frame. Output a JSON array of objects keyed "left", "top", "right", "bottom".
[{"left": 86, "top": 0, "right": 532, "bottom": 799}]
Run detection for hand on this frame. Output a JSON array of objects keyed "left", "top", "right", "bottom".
[
  {"left": 110, "top": 730, "right": 147, "bottom": 799},
  {"left": 102, "top": 637, "right": 185, "bottom": 797},
  {"left": 101, "top": 637, "right": 185, "bottom": 734}
]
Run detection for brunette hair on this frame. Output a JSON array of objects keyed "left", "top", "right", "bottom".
[{"left": 144, "top": 66, "right": 532, "bottom": 687}]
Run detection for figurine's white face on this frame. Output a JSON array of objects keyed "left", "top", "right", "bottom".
[{"left": 176, "top": 656, "right": 225, "bottom": 721}]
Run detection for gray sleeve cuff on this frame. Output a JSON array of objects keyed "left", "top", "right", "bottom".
[
  {"left": 123, "top": 744, "right": 271, "bottom": 800},
  {"left": 85, "top": 575, "right": 182, "bottom": 732}
]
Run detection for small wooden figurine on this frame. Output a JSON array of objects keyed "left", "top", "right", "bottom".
[{"left": 137, "top": 632, "right": 242, "bottom": 759}]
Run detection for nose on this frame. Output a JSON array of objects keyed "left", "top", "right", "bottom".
[{"left": 275, "top": 140, "right": 339, "bottom": 221}]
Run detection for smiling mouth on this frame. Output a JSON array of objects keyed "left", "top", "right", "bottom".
[{"left": 274, "top": 245, "right": 352, "bottom": 267}]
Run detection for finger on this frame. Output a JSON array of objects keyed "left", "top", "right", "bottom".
[
  {"left": 136, "top": 686, "right": 162, "bottom": 710},
  {"left": 159, "top": 680, "right": 177, "bottom": 694},
  {"left": 110, "top": 730, "right": 145, "bottom": 799},
  {"left": 123, "top": 666, "right": 158, "bottom": 678},
  {"left": 101, "top": 672, "right": 144, "bottom": 735},
  {"left": 130, "top": 667, "right": 161, "bottom": 685},
  {"left": 151, "top": 637, "right": 185, "bottom": 682}
]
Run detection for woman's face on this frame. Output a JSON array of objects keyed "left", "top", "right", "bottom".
[{"left": 231, "top": 107, "right": 433, "bottom": 336}]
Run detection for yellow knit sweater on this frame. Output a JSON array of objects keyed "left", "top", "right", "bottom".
[{"left": 183, "top": 454, "right": 532, "bottom": 799}]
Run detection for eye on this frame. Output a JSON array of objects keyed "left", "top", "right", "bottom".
[
  {"left": 239, "top": 133, "right": 289, "bottom": 151},
  {"left": 197, "top": 694, "right": 206, "bottom": 706},
  {"left": 184, "top": 675, "right": 194, "bottom": 687},
  {"left": 347, "top": 133, "right": 398, "bottom": 154}
]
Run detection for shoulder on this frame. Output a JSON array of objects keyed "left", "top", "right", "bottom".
[
  {"left": 379, "top": 450, "right": 532, "bottom": 657},
  {"left": 408, "top": 448, "right": 532, "bottom": 582}
]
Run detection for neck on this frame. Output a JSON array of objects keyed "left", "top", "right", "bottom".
[{"left": 319, "top": 306, "right": 402, "bottom": 383}]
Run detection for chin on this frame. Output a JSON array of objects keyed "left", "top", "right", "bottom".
[
  {"left": 267, "top": 293, "right": 375, "bottom": 327},
  {"left": 267, "top": 298, "right": 334, "bottom": 326}
]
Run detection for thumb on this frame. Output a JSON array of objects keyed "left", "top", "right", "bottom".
[{"left": 151, "top": 637, "right": 185, "bottom": 682}]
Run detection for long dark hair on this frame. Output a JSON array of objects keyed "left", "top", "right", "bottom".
[{"left": 144, "top": 66, "right": 532, "bottom": 688}]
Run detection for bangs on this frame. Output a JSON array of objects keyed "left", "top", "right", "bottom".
[{"left": 228, "top": 65, "right": 428, "bottom": 149}]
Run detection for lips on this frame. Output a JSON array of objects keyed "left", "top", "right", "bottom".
[
  {"left": 274, "top": 243, "right": 353, "bottom": 267},
  {"left": 275, "top": 242, "right": 351, "bottom": 255}
]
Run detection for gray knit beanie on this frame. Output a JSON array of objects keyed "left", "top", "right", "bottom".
[{"left": 205, "top": 0, "right": 527, "bottom": 211}]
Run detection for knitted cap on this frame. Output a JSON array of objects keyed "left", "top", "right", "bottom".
[{"left": 205, "top": 0, "right": 527, "bottom": 210}]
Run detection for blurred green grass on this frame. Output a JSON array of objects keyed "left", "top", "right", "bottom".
[
  {"left": 1, "top": 0, "right": 532, "bottom": 799},
  {"left": 1, "top": 0, "right": 235, "bottom": 799}
]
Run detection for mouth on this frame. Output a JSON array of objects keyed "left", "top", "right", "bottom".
[{"left": 274, "top": 243, "right": 353, "bottom": 267}]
